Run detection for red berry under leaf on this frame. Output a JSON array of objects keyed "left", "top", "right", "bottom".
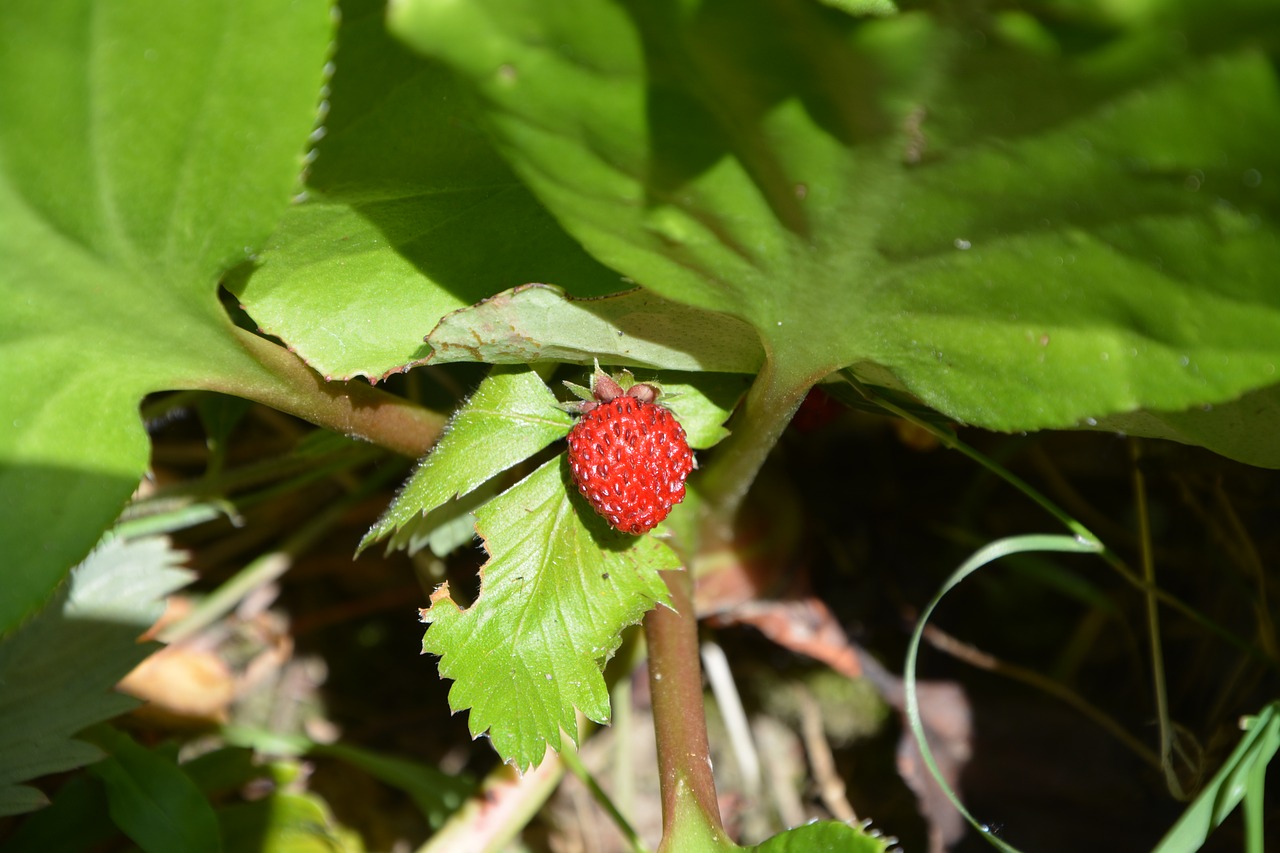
[{"left": 566, "top": 380, "right": 694, "bottom": 535}]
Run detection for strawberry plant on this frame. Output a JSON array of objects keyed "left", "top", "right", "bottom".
[{"left": 3, "top": 0, "right": 1280, "bottom": 850}]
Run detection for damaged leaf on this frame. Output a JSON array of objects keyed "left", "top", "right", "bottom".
[{"left": 422, "top": 284, "right": 764, "bottom": 373}]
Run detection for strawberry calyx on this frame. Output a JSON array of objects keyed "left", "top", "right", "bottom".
[{"left": 560, "top": 362, "right": 661, "bottom": 414}]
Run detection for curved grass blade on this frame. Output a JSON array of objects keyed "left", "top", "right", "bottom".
[{"left": 903, "top": 533, "right": 1104, "bottom": 852}]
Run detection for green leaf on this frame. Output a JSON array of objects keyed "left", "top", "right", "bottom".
[
  {"left": 0, "top": 0, "right": 332, "bottom": 630},
  {"left": 0, "top": 535, "right": 191, "bottom": 817},
  {"left": 85, "top": 726, "right": 222, "bottom": 853},
  {"left": 746, "top": 819, "right": 894, "bottom": 852},
  {"left": 876, "top": 49, "right": 1280, "bottom": 430},
  {"left": 386, "top": 477, "right": 499, "bottom": 558},
  {"left": 390, "top": 0, "right": 1280, "bottom": 464},
  {"left": 360, "top": 366, "right": 573, "bottom": 553},
  {"left": 231, "top": 0, "right": 623, "bottom": 383},
  {"left": 422, "top": 457, "right": 677, "bottom": 770},
  {"left": 422, "top": 284, "right": 764, "bottom": 373},
  {"left": 1091, "top": 384, "right": 1280, "bottom": 468}
]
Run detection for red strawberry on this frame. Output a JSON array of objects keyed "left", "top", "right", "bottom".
[{"left": 565, "top": 370, "right": 694, "bottom": 535}]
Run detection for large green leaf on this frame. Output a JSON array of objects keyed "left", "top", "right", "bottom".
[
  {"left": 389, "top": 0, "right": 1280, "bottom": 463},
  {"left": 0, "top": 0, "right": 332, "bottom": 629},
  {"left": 230, "top": 0, "right": 627, "bottom": 382}
]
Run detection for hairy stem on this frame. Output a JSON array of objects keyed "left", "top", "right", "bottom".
[
  {"left": 645, "top": 568, "right": 723, "bottom": 843},
  {"left": 698, "top": 358, "right": 810, "bottom": 528},
  {"left": 198, "top": 328, "right": 446, "bottom": 458}
]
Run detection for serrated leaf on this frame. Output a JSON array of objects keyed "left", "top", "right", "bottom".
[
  {"left": 391, "top": 0, "right": 1280, "bottom": 465},
  {"left": 422, "top": 457, "right": 677, "bottom": 770},
  {"left": 85, "top": 726, "right": 221, "bottom": 853},
  {"left": 423, "top": 284, "right": 764, "bottom": 373},
  {"left": 386, "top": 478, "right": 498, "bottom": 558},
  {"left": 360, "top": 366, "right": 572, "bottom": 553},
  {"left": 0, "top": 535, "right": 192, "bottom": 817},
  {"left": 0, "top": 0, "right": 332, "bottom": 629},
  {"left": 230, "top": 0, "right": 623, "bottom": 383}
]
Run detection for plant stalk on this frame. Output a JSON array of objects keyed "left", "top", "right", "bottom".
[
  {"left": 1131, "top": 440, "right": 1188, "bottom": 799},
  {"left": 199, "top": 328, "right": 446, "bottom": 458},
  {"left": 698, "top": 357, "right": 810, "bottom": 527},
  {"left": 644, "top": 567, "right": 723, "bottom": 844}
]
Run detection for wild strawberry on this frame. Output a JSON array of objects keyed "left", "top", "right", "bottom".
[{"left": 565, "top": 369, "right": 694, "bottom": 535}]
